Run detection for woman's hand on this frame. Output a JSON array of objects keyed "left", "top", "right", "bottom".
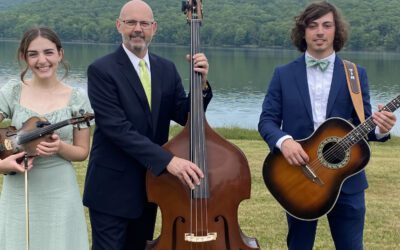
[
  {"left": 0, "top": 151, "right": 34, "bottom": 174},
  {"left": 36, "top": 133, "right": 62, "bottom": 157}
]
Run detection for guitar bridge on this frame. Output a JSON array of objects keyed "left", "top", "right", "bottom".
[{"left": 301, "top": 165, "right": 324, "bottom": 186}]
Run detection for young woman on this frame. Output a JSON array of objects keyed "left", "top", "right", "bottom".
[{"left": 0, "top": 27, "right": 91, "bottom": 250}]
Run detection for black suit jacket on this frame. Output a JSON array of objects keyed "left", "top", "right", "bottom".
[{"left": 83, "top": 45, "right": 212, "bottom": 218}]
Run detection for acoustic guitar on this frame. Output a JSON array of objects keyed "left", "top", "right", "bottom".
[
  {"left": 262, "top": 94, "right": 400, "bottom": 220},
  {"left": 0, "top": 111, "right": 94, "bottom": 160}
]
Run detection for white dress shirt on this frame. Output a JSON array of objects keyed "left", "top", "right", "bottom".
[
  {"left": 276, "top": 51, "right": 336, "bottom": 149},
  {"left": 122, "top": 44, "right": 152, "bottom": 81},
  {"left": 306, "top": 51, "right": 336, "bottom": 130}
]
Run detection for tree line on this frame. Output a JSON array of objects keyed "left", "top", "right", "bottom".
[{"left": 1, "top": 0, "right": 400, "bottom": 52}]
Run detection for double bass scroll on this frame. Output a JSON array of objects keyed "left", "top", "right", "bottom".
[{"left": 146, "top": 1, "right": 260, "bottom": 249}]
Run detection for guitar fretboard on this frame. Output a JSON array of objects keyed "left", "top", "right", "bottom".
[{"left": 339, "top": 94, "right": 400, "bottom": 150}]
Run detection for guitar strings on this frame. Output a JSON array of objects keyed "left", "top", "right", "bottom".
[{"left": 305, "top": 97, "right": 399, "bottom": 175}]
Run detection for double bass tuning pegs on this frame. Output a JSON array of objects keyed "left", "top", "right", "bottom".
[
  {"left": 182, "top": 0, "right": 199, "bottom": 13},
  {"left": 181, "top": 1, "right": 189, "bottom": 13}
]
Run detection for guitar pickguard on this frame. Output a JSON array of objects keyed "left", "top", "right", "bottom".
[{"left": 318, "top": 136, "right": 350, "bottom": 169}]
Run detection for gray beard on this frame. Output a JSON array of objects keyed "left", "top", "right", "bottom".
[{"left": 122, "top": 35, "right": 152, "bottom": 55}]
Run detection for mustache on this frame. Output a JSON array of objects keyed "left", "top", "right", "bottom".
[{"left": 130, "top": 34, "right": 145, "bottom": 39}]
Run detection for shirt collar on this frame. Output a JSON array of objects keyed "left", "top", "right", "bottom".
[
  {"left": 122, "top": 43, "right": 150, "bottom": 70},
  {"left": 305, "top": 51, "right": 336, "bottom": 65}
]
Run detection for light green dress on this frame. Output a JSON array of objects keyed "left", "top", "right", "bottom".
[{"left": 0, "top": 81, "right": 91, "bottom": 250}]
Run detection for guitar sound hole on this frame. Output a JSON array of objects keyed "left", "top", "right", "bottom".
[{"left": 322, "top": 142, "right": 345, "bottom": 164}]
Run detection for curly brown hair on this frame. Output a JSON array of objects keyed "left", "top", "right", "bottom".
[
  {"left": 291, "top": 1, "right": 348, "bottom": 52},
  {"left": 17, "top": 26, "right": 70, "bottom": 83}
]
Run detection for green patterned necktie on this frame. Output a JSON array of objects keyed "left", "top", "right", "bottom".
[
  {"left": 139, "top": 59, "right": 151, "bottom": 109},
  {"left": 306, "top": 56, "right": 330, "bottom": 72}
]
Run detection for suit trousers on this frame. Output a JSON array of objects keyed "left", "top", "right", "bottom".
[
  {"left": 286, "top": 191, "right": 366, "bottom": 250},
  {"left": 89, "top": 202, "right": 157, "bottom": 250}
]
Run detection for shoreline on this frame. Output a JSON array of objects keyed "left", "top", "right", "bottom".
[{"left": 1, "top": 39, "right": 399, "bottom": 55}]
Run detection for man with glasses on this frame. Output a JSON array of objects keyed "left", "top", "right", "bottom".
[{"left": 83, "top": 1, "right": 212, "bottom": 249}]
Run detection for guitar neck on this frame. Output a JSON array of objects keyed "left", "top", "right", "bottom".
[
  {"left": 341, "top": 94, "right": 400, "bottom": 149},
  {"left": 17, "top": 120, "right": 71, "bottom": 144}
]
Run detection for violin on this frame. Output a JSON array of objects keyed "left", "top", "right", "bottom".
[{"left": 0, "top": 111, "right": 94, "bottom": 160}]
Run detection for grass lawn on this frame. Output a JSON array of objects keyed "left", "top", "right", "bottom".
[{"left": 1, "top": 130, "right": 399, "bottom": 249}]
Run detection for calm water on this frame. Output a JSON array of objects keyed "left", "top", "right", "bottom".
[{"left": 1, "top": 40, "right": 400, "bottom": 135}]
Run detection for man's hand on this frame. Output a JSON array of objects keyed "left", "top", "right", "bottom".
[
  {"left": 186, "top": 53, "right": 209, "bottom": 85},
  {"left": 281, "top": 138, "right": 309, "bottom": 166},
  {"left": 166, "top": 156, "right": 204, "bottom": 189},
  {"left": 372, "top": 104, "right": 397, "bottom": 134}
]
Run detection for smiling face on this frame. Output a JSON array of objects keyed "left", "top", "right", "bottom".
[
  {"left": 116, "top": 0, "right": 157, "bottom": 58},
  {"left": 304, "top": 12, "right": 335, "bottom": 59},
  {"left": 23, "top": 36, "right": 63, "bottom": 81}
]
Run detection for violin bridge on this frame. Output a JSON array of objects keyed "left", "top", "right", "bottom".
[
  {"left": 184, "top": 232, "right": 217, "bottom": 242},
  {"left": 4, "top": 139, "right": 14, "bottom": 151}
]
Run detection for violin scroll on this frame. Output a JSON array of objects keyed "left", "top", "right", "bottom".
[{"left": 71, "top": 110, "right": 95, "bottom": 130}]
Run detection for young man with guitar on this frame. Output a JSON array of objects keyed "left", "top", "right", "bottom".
[{"left": 258, "top": 1, "right": 397, "bottom": 249}]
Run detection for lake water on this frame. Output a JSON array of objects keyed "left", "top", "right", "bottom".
[{"left": 1, "top": 40, "right": 400, "bottom": 135}]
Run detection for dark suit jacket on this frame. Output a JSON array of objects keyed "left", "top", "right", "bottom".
[
  {"left": 258, "top": 54, "right": 389, "bottom": 194},
  {"left": 83, "top": 45, "right": 212, "bottom": 218}
]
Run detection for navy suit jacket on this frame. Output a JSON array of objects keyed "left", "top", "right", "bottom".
[
  {"left": 258, "top": 54, "right": 389, "bottom": 194},
  {"left": 83, "top": 45, "right": 212, "bottom": 218}
]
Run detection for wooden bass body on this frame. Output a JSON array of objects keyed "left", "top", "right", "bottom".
[{"left": 146, "top": 122, "right": 260, "bottom": 249}]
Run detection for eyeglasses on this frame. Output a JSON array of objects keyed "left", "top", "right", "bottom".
[{"left": 120, "top": 19, "right": 154, "bottom": 29}]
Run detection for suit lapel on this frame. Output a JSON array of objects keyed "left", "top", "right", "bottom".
[
  {"left": 116, "top": 46, "right": 153, "bottom": 128},
  {"left": 294, "top": 55, "right": 313, "bottom": 121},
  {"left": 326, "top": 56, "right": 346, "bottom": 118}
]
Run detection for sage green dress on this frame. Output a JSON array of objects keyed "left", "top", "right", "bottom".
[{"left": 0, "top": 81, "right": 91, "bottom": 250}]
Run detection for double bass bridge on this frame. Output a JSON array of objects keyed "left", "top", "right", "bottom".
[{"left": 184, "top": 232, "right": 217, "bottom": 242}]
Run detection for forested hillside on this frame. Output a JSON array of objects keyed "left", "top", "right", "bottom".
[
  {"left": 0, "top": 0, "right": 400, "bottom": 51},
  {"left": 0, "top": 0, "right": 38, "bottom": 10}
]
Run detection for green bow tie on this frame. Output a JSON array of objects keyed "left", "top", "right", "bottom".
[{"left": 306, "top": 56, "right": 330, "bottom": 72}]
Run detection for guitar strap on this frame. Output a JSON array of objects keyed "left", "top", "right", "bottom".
[{"left": 343, "top": 60, "right": 365, "bottom": 122}]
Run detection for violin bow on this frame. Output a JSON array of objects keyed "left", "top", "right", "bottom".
[{"left": 24, "top": 154, "right": 30, "bottom": 250}]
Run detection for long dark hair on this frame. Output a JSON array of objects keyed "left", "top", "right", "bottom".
[
  {"left": 291, "top": 1, "right": 348, "bottom": 52},
  {"left": 17, "top": 26, "right": 69, "bottom": 83}
]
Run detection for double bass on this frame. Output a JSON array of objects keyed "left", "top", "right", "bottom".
[{"left": 146, "top": 1, "right": 260, "bottom": 249}]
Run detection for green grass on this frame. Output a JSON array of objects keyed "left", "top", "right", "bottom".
[{"left": 1, "top": 129, "right": 399, "bottom": 249}]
